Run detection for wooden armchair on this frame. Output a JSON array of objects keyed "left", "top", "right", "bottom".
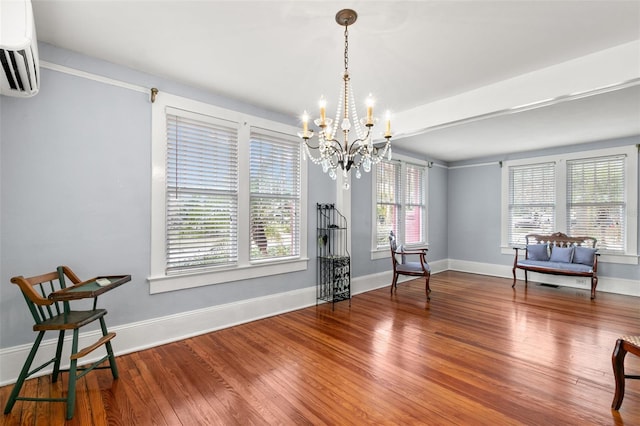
[
  {"left": 4, "top": 266, "right": 119, "bottom": 420},
  {"left": 612, "top": 335, "right": 640, "bottom": 410},
  {"left": 389, "top": 231, "right": 431, "bottom": 300}
]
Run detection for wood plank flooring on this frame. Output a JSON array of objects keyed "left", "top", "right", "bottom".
[{"left": 2, "top": 271, "right": 639, "bottom": 425}]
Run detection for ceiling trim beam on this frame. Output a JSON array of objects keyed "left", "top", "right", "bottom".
[{"left": 392, "top": 40, "right": 640, "bottom": 140}]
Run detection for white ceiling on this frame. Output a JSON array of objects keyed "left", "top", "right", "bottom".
[{"left": 29, "top": 0, "right": 640, "bottom": 162}]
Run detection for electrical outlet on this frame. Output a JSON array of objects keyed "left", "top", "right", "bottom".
[{"left": 575, "top": 278, "right": 587, "bottom": 286}]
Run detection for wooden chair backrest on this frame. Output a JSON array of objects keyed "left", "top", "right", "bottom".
[
  {"left": 10, "top": 266, "right": 82, "bottom": 325},
  {"left": 389, "top": 231, "right": 399, "bottom": 267},
  {"left": 525, "top": 232, "right": 597, "bottom": 248}
]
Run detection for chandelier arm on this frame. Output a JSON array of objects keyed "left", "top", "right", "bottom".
[
  {"left": 324, "top": 143, "right": 343, "bottom": 157},
  {"left": 303, "top": 141, "right": 321, "bottom": 151},
  {"left": 371, "top": 138, "right": 391, "bottom": 149},
  {"left": 322, "top": 137, "right": 347, "bottom": 153},
  {"left": 325, "top": 151, "right": 342, "bottom": 170},
  {"left": 346, "top": 127, "right": 371, "bottom": 154},
  {"left": 353, "top": 138, "right": 391, "bottom": 168},
  {"left": 371, "top": 141, "right": 391, "bottom": 164},
  {"left": 304, "top": 136, "right": 342, "bottom": 152},
  {"left": 303, "top": 144, "right": 325, "bottom": 165},
  {"left": 303, "top": 142, "right": 345, "bottom": 170},
  {"left": 321, "top": 142, "right": 346, "bottom": 163},
  {"left": 349, "top": 147, "right": 372, "bottom": 171}
]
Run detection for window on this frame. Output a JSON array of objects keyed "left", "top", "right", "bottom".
[
  {"left": 502, "top": 146, "right": 637, "bottom": 263},
  {"left": 373, "top": 157, "right": 428, "bottom": 254},
  {"left": 150, "top": 93, "right": 308, "bottom": 293},
  {"left": 166, "top": 111, "right": 238, "bottom": 272},
  {"left": 508, "top": 162, "right": 556, "bottom": 246},
  {"left": 375, "top": 160, "right": 400, "bottom": 249},
  {"left": 404, "top": 163, "right": 426, "bottom": 245},
  {"left": 567, "top": 155, "right": 626, "bottom": 252},
  {"left": 249, "top": 129, "right": 301, "bottom": 261}
]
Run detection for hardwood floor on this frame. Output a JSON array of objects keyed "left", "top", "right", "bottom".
[{"left": 2, "top": 271, "right": 639, "bottom": 425}]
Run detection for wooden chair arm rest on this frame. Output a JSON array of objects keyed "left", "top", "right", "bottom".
[{"left": 397, "top": 249, "right": 428, "bottom": 255}]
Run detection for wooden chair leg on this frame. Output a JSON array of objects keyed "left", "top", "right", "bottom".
[
  {"left": 512, "top": 267, "right": 516, "bottom": 288},
  {"left": 390, "top": 273, "right": 398, "bottom": 293},
  {"left": 100, "top": 317, "right": 119, "bottom": 379},
  {"left": 524, "top": 270, "right": 528, "bottom": 287},
  {"left": 612, "top": 339, "right": 627, "bottom": 410},
  {"left": 425, "top": 274, "right": 431, "bottom": 301},
  {"left": 66, "top": 329, "right": 80, "bottom": 420},
  {"left": 52, "top": 330, "right": 65, "bottom": 383},
  {"left": 4, "top": 331, "right": 45, "bottom": 414}
]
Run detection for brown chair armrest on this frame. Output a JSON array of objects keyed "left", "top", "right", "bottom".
[{"left": 397, "top": 249, "right": 428, "bottom": 255}]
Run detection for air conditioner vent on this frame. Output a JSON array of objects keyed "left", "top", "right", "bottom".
[
  {"left": 1, "top": 47, "right": 39, "bottom": 95},
  {"left": 0, "top": 0, "right": 40, "bottom": 98}
]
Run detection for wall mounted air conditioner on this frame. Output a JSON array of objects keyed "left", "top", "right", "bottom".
[{"left": 0, "top": 0, "right": 40, "bottom": 97}]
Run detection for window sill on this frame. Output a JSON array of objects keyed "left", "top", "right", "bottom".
[{"left": 148, "top": 257, "right": 309, "bottom": 294}]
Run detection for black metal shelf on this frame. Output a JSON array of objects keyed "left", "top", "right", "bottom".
[{"left": 316, "top": 203, "right": 351, "bottom": 309}]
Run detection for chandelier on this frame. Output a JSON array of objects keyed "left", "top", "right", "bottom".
[{"left": 298, "top": 9, "right": 392, "bottom": 190}]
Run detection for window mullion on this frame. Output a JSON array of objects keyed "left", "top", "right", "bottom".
[{"left": 398, "top": 161, "right": 406, "bottom": 245}]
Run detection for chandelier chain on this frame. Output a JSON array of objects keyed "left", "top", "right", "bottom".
[{"left": 344, "top": 25, "right": 349, "bottom": 72}]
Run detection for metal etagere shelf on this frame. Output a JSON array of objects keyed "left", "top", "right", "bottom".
[{"left": 316, "top": 203, "right": 351, "bottom": 309}]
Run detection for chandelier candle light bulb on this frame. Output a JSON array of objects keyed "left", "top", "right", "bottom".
[
  {"left": 385, "top": 110, "right": 392, "bottom": 137},
  {"left": 319, "top": 97, "right": 327, "bottom": 127},
  {"left": 301, "top": 111, "right": 312, "bottom": 139},
  {"left": 298, "top": 9, "right": 392, "bottom": 188},
  {"left": 366, "top": 95, "right": 374, "bottom": 126}
]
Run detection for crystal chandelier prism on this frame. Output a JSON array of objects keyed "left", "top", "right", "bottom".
[{"left": 298, "top": 9, "right": 392, "bottom": 190}]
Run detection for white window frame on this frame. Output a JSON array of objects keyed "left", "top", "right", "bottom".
[
  {"left": 371, "top": 154, "right": 429, "bottom": 260},
  {"left": 149, "top": 93, "right": 308, "bottom": 294},
  {"left": 501, "top": 145, "right": 638, "bottom": 265}
]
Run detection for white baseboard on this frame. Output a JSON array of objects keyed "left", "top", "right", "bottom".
[
  {"left": 1, "top": 258, "right": 634, "bottom": 386},
  {"left": 448, "top": 259, "right": 640, "bottom": 297}
]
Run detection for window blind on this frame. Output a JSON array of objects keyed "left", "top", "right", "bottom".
[
  {"left": 567, "top": 155, "right": 626, "bottom": 252},
  {"left": 249, "top": 129, "right": 301, "bottom": 260},
  {"left": 508, "top": 162, "right": 555, "bottom": 245},
  {"left": 404, "top": 163, "right": 425, "bottom": 245},
  {"left": 166, "top": 111, "right": 238, "bottom": 273},
  {"left": 375, "top": 161, "right": 400, "bottom": 248}
]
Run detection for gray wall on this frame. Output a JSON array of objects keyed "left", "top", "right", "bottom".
[
  {"left": 447, "top": 163, "right": 504, "bottom": 264},
  {"left": 427, "top": 164, "right": 449, "bottom": 261},
  {"left": 0, "top": 44, "right": 333, "bottom": 349},
  {"left": 446, "top": 136, "right": 640, "bottom": 281},
  {"left": 350, "top": 170, "right": 380, "bottom": 277}
]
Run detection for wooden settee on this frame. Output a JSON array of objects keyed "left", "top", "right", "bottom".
[{"left": 512, "top": 232, "right": 599, "bottom": 299}]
